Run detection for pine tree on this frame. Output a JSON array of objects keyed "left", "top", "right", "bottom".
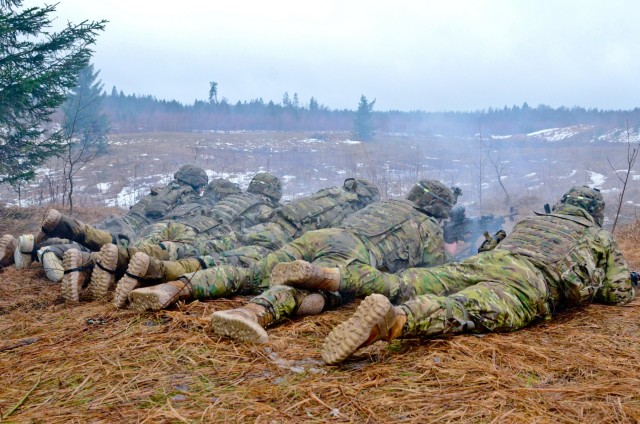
[
  {"left": 0, "top": 0, "right": 106, "bottom": 186},
  {"left": 352, "top": 95, "right": 376, "bottom": 141}
]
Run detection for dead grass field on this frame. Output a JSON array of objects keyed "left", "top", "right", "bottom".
[{"left": 1, "top": 207, "right": 640, "bottom": 423}]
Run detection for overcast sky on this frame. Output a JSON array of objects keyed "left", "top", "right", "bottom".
[{"left": 36, "top": 0, "right": 640, "bottom": 111}]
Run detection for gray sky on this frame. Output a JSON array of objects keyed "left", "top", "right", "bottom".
[{"left": 38, "top": 0, "right": 640, "bottom": 111}]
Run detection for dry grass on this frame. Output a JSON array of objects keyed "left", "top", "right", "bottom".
[{"left": 1, "top": 217, "right": 640, "bottom": 422}]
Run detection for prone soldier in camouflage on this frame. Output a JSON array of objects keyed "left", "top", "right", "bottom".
[
  {"left": 0, "top": 165, "right": 208, "bottom": 279},
  {"left": 61, "top": 172, "right": 282, "bottom": 304},
  {"left": 122, "top": 178, "right": 381, "bottom": 310},
  {"left": 191, "top": 180, "right": 459, "bottom": 344},
  {"left": 320, "top": 186, "right": 636, "bottom": 365}
]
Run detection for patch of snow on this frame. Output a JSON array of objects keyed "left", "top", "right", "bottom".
[
  {"left": 341, "top": 139, "right": 361, "bottom": 144},
  {"left": 96, "top": 182, "right": 111, "bottom": 193},
  {"left": 491, "top": 135, "right": 512, "bottom": 140},
  {"left": 524, "top": 173, "right": 537, "bottom": 178},
  {"left": 589, "top": 172, "right": 606, "bottom": 187}
]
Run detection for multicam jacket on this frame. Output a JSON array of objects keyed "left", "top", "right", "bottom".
[{"left": 497, "top": 204, "right": 634, "bottom": 309}]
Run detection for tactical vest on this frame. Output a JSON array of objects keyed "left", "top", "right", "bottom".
[
  {"left": 142, "top": 183, "right": 199, "bottom": 220},
  {"left": 162, "top": 202, "right": 208, "bottom": 220},
  {"left": 498, "top": 212, "right": 602, "bottom": 307},
  {"left": 276, "top": 187, "right": 359, "bottom": 237},
  {"left": 207, "top": 193, "right": 278, "bottom": 232},
  {"left": 341, "top": 199, "right": 438, "bottom": 273}
]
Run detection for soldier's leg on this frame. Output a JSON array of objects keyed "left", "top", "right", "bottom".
[
  {"left": 322, "top": 258, "right": 549, "bottom": 364},
  {"left": 116, "top": 254, "right": 211, "bottom": 309},
  {"left": 38, "top": 241, "right": 90, "bottom": 282},
  {"left": 210, "top": 285, "right": 341, "bottom": 343},
  {"left": 269, "top": 229, "right": 367, "bottom": 291},
  {"left": 16, "top": 210, "right": 113, "bottom": 269}
]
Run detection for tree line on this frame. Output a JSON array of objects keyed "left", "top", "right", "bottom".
[{"left": 102, "top": 89, "right": 640, "bottom": 137}]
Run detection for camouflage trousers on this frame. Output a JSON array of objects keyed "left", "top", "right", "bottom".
[
  {"left": 44, "top": 217, "right": 115, "bottom": 252},
  {"left": 134, "top": 222, "right": 240, "bottom": 259},
  {"left": 184, "top": 228, "right": 373, "bottom": 306},
  {"left": 393, "top": 250, "right": 552, "bottom": 337},
  {"left": 249, "top": 250, "right": 553, "bottom": 331},
  {"left": 214, "top": 222, "right": 294, "bottom": 267}
]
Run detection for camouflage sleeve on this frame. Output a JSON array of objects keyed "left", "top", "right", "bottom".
[
  {"left": 594, "top": 229, "right": 636, "bottom": 305},
  {"left": 419, "top": 221, "right": 446, "bottom": 268}
]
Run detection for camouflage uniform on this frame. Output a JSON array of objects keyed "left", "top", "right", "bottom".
[
  {"left": 212, "top": 178, "right": 381, "bottom": 267},
  {"left": 36, "top": 165, "right": 208, "bottom": 252},
  {"left": 126, "top": 172, "right": 282, "bottom": 263},
  {"left": 343, "top": 192, "right": 635, "bottom": 340},
  {"left": 184, "top": 192, "right": 449, "bottom": 320},
  {"left": 94, "top": 165, "right": 209, "bottom": 245}
]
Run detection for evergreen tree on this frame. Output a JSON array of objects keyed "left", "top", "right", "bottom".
[
  {"left": 208, "top": 81, "right": 218, "bottom": 104},
  {"left": 352, "top": 95, "right": 376, "bottom": 141},
  {"left": 0, "top": 0, "right": 106, "bottom": 186}
]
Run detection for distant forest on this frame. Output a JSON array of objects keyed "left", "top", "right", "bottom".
[{"left": 103, "top": 87, "right": 640, "bottom": 136}]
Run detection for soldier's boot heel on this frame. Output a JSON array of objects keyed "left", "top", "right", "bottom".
[
  {"left": 113, "top": 252, "right": 149, "bottom": 308},
  {"left": 128, "top": 280, "right": 192, "bottom": 312},
  {"left": 61, "top": 249, "right": 95, "bottom": 302},
  {"left": 14, "top": 234, "right": 35, "bottom": 269},
  {"left": 321, "top": 294, "right": 405, "bottom": 365},
  {"left": 0, "top": 234, "right": 17, "bottom": 267},
  {"left": 86, "top": 243, "right": 118, "bottom": 301},
  {"left": 270, "top": 260, "right": 340, "bottom": 291},
  {"left": 38, "top": 247, "right": 65, "bottom": 282},
  {"left": 210, "top": 303, "right": 273, "bottom": 344},
  {"left": 35, "top": 209, "right": 62, "bottom": 244}
]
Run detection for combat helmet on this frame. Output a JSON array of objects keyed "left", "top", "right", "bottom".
[
  {"left": 203, "top": 178, "right": 242, "bottom": 202},
  {"left": 174, "top": 165, "right": 208, "bottom": 190},
  {"left": 247, "top": 172, "right": 283, "bottom": 202},
  {"left": 554, "top": 186, "right": 605, "bottom": 226},
  {"left": 406, "top": 179, "right": 459, "bottom": 219},
  {"left": 343, "top": 178, "right": 381, "bottom": 203}
]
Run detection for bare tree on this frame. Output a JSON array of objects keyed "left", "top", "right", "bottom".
[
  {"left": 487, "top": 150, "right": 511, "bottom": 206},
  {"left": 60, "top": 65, "right": 109, "bottom": 213},
  {"left": 607, "top": 122, "right": 639, "bottom": 232}
]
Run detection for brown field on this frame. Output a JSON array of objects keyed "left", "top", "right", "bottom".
[{"left": 1, "top": 132, "right": 640, "bottom": 422}]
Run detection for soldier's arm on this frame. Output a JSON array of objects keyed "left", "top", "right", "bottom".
[
  {"left": 594, "top": 230, "right": 636, "bottom": 305},
  {"left": 420, "top": 222, "right": 447, "bottom": 267}
]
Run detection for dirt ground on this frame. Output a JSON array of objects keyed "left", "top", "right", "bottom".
[{"left": 1, "top": 213, "right": 640, "bottom": 423}]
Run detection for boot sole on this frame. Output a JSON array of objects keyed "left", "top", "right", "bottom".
[
  {"left": 87, "top": 244, "right": 118, "bottom": 301},
  {"left": 61, "top": 249, "right": 83, "bottom": 302},
  {"left": 321, "top": 294, "right": 392, "bottom": 365},
  {"left": 210, "top": 310, "right": 269, "bottom": 344},
  {"left": 0, "top": 234, "right": 16, "bottom": 267},
  {"left": 113, "top": 252, "right": 149, "bottom": 308},
  {"left": 36, "top": 209, "right": 62, "bottom": 243},
  {"left": 40, "top": 249, "right": 64, "bottom": 282},
  {"left": 14, "top": 234, "right": 34, "bottom": 269},
  {"left": 270, "top": 260, "right": 313, "bottom": 287},
  {"left": 127, "top": 287, "right": 167, "bottom": 312}
]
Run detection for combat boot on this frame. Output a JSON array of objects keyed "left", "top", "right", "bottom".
[
  {"left": 113, "top": 253, "right": 203, "bottom": 308},
  {"left": 0, "top": 234, "right": 17, "bottom": 267},
  {"left": 270, "top": 260, "right": 340, "bottom": 291},
  {"left": 15, "top": 210, "right": 63, "bottom": 269},
  {"left": 210, "top": 303, "right": 275, "bottom": 344},
  {"left": 86, "top": 243, "right": 119, "bottom": 301},
  {"left": 127, "top": 280, "right": 193, "bottom": 312},
  {"left": 38, "top": 247, "right": 65, "bottom": 282},
  {"left": 321, "top": 294, "right": 406, "bottom": 365},
  {"left": 61, "top": 249, "right": 98, "bottom": 302}
]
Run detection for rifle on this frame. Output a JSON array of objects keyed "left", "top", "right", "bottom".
[{"left": 443, "top": 206, "right": 515, "bottom": 260}]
